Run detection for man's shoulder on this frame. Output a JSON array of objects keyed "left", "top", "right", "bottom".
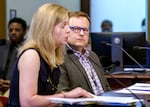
[
  {"left": 0, "top": 45, "right": 9, "bottom": 54},
  {"left": 0, "top": 44, "right": 9, "bottom": 49}
]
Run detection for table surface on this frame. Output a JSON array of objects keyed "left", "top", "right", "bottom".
[{"left": 105, "top": 73, "right": 150, "bottom": 90}]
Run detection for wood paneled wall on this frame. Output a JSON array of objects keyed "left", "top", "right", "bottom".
[
  {"left": 0, "top": 0, "right": 6, "bottom": 39},
  {"left": 81, "top": 0, "right": 90, "bottom": 16}
]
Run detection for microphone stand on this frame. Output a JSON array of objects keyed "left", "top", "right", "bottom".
[
  {"left": 107, "top": 73, "right": 145, "bottom": 107},
  {"left": 89, "top": 54, "right": 145, "bottom": 107},
  {"left": 105, "top": 42, "right": 147, "bottom": 72}
]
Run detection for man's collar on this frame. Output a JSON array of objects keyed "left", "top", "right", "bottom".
[{"left": 66, "top": 44, "right": 89, "bottom": 57}]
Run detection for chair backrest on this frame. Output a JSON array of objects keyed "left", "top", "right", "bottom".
[{"left": 0, "top": 96, "right": 8, "bottom": 107}]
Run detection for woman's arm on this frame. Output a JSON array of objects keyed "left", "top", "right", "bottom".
[{"left": 18, "top": 49, "right": 93, "bottom": 107}]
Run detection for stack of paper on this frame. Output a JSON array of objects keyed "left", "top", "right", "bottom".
[
  {"left": 48, "top": 96, "right": 140, "bottom": 105},
  {"left": 48, "top": 83, "right": 149, "bottom": 106},
  {"left": 115, "top": 83, "right": 150, "bottom": 94}
]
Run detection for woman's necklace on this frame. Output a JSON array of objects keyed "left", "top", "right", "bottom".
[{"left": 47, "top": 75, "right": 57, "bottom": 92}]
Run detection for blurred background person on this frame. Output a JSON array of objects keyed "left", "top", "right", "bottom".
[
  {"left": 0, "top": 17, "right": 27, "bottom": 96},
  {"left": 101, "top": 19, "right": 113, "bottom": 32}
]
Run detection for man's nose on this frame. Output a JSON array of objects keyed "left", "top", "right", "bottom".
[
  {"left": 79, "top": 29, "right": 84, "bottom": 35},
  {"left": 11, "top": 30, "right": 16, "bottom": 34}
]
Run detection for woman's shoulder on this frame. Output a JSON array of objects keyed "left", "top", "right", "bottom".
[
  {"left": 20, "top": 48, "right": 39, "bottom": 56},
  {"left": 18, "top": 48, "right": 41, "bottom": 71},
  {"left": 18, "top": 48, "right": 40, "bottom": 61}
]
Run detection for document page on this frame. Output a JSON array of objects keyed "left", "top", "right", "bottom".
[
  {"left": 115, "top": 83, "right": 150, "bottom": 94},
  {"left": 48, "top": 96, "right": 139, "bottom": 105}
]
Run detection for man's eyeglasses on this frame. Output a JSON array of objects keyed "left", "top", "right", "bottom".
[{"left": 69, "top": 26, "right": 89, "bottom": 34}]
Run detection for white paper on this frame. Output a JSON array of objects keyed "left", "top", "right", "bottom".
[
  {"left": 48, "top": 98, "right": 97, "bottom": 105},
  {"left": 48, "top": 96, "right": 140, "bottom": 105},
  {"left": 115, "top": 83, "right": 150, "bottom": 94},
  {"left": 124, "top": 68, "right": 150, "bottom": 72}
]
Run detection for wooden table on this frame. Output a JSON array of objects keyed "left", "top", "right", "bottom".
[
  {"left": 105, "top": 73, "right": 150, "bottom": 90},
  {"left": 0, "top": 96, "right": 8, "bottom": 107}
]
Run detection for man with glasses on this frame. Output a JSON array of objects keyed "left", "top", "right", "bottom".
[{"left": 57, "top": 11, "right": 111, "bottom": 95}]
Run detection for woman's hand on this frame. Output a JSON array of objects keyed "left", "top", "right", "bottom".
[{"left": 63, "top": 87, "right": 94, "bottom": 98}]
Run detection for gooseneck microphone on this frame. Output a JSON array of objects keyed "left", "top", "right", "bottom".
[
  {"left": 101, "top": 41, "right": 147, "bottom": 72},
  {"left": 133, "top": 46, "right": 150, "bottom": 50},
  {"left": 88, "top": 49, "right": 145, "bottom": 107},
  {"left": 104, "top": 61, "right": 120, "bottom": 72}
]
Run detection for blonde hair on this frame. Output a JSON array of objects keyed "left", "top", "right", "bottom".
[{"left": 19, "top": 3, "right": 69, "bottom": 70}]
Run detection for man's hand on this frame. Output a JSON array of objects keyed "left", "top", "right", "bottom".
[
  {"left": 0, "top": 79, "right": 10, "bottom": 92},
  {"left": 2, "top": 80, "right": 10, "bottom": 91}
]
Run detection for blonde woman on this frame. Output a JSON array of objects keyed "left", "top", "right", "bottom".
[{"left": 8, "top": 3, "right": 92, "bottom": 107}]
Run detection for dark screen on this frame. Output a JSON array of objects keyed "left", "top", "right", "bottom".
[
  {"left": 90, "top": 32, "right": 146, "bottom": 68},
  {"left": 90, "top": 32, "right": 112, "bottom": 67}
]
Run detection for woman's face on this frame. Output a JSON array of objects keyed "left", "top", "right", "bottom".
[{"left": 53, "top": 19, "right": 69, "bottom": 48}]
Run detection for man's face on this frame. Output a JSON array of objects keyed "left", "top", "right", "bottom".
[
  {"left": 8, "top": 22, "right": 26, "bottom": 43},
  {"left": 102, "top": 23, "right": 112, "bottom": 32},
  {"left": 68, "top": 16, "right": 90, "bottom": 51}
]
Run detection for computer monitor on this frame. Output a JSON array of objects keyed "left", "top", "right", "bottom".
[
  {"left": 90, "top": 32, "right": 147, "bottom": 69},
  {"left": 90, "top": 32, "right": 112, "bottom": 67}
]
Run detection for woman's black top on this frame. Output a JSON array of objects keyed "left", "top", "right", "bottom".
[{"left": 8, "top": 49, "right": 60, "bottom": 107}]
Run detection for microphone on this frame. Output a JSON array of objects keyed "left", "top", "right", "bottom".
[
  {"left": 88, "top": 53, "right": 145, "bottom": 107},
  {"left": 101, "top": 41, "right": 147, "bottom": 72},
  {"left": 104, "top": 61, "right": 120, "bottom": 72},
  {"left": 133, "top": 46, "right": 150, "bottom": 50}
]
